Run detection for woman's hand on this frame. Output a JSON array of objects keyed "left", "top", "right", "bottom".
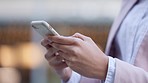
[
  {"left": 48, "top": 33, "right": 109, "bottom": 80},
  {"left": 41, "top": 38, "right": 72, "bottom": 82}
]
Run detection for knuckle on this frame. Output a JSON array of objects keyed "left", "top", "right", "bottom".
[
  {"left": 74, "top": 32, "right": 80, "bottom": 36},
  {"left": 86, "top": 36, "right": 92, "bottom": 40},
  {"left": 44, "top": 53, "right": 49, "bottom": 60},
  {"left": 41, "top": 39, "right": 45, "bottom": 46},
  {"left": 85, "top": 36, "right": 93, "bottom": 41},
  {"left": 73, "top": 38, "right": 80, "bottom": 44},
  {"left": 44, "top": 52, "right": 52, "bottom": 60}
]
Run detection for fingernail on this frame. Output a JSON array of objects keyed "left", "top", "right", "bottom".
[
  {"left": 47, "top": 39, "right": 52, "bottom": 43},
  {"left": 55, "top": 52, "right": 59, "bottom": 56}
]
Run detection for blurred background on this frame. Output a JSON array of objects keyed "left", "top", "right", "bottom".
[{"left": 0, "top": 0, "right": 121, "bottom": 83}]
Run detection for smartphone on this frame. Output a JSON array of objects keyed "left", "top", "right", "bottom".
[{"left": 31, "top": 21, "right": 60, "bottom": 37}]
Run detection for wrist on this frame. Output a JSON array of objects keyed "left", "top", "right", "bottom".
[
  {"left": 96, "top": 55, "right": 109, "bottom": 80},
  {"left": 102, "top": 56, "right": 109, "bottom": 79}
]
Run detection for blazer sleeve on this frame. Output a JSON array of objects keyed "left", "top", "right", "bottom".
[{"left": 114, "top": 58, "right": 148, "bottom": 83}]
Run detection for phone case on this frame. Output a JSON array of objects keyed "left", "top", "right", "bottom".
[{"left": 31, "top": 21, "right": 60, "bottom": 37}]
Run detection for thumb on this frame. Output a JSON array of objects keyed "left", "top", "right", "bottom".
[{"left": 72, "top": 33, "right": 90, "bottom": 41}]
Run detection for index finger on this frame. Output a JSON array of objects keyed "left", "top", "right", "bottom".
[{"left": 48, "top": 36, "right": 77, "bottom": 45}]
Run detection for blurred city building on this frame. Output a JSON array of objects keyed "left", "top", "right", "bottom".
[{"left": 0, "top": 0, "right": 121, "bottom": 83}]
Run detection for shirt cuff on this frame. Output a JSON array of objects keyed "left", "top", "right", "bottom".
[
  {"left": 104, "top": 56, "right": 116, "bottom": 83},
  {"left": 61, "top": 71, "right": 81, "bottom": 83}
]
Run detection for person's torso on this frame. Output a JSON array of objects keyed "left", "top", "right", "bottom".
[{"left": 113, "top": 0, "right": 148, "bottom": 64}]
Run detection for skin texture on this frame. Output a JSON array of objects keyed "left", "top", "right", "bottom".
[
  {"left": 41, "top": 33, "right": 109, "bottom": 81},
  {"left": 41, "top": 38, "right": 72, "bottom": 82}
]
